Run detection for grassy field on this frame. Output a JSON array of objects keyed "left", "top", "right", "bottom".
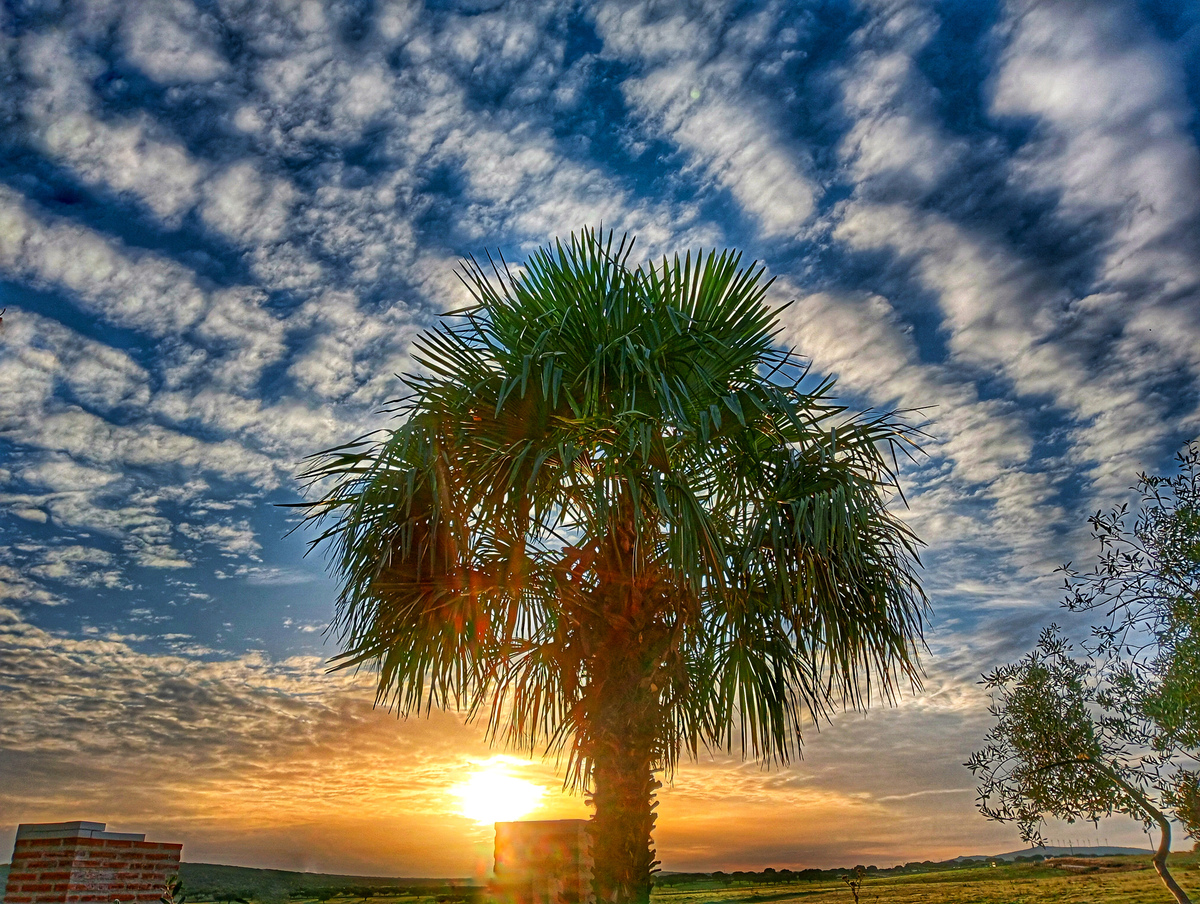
[
  {"left": 5, "top": 852, "right": 1198, "bottom": 904},
  {"left": 261, "top": 855, "right": 1200, "bottom": 904},
  {"left": 243, "top": 853, "right": 1200, "bottom": 904},
  {"left": 648, "top": 854, "right": 1200, "bottom": 904}
]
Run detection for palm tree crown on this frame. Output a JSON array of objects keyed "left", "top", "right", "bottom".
[{"left": 300, "top": 228, "right": 926, "bottom": 904}]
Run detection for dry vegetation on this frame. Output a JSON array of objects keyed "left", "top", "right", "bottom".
[
  {"left": 645, "top": 853, "right": 1200, "bottom": 904},
  {"left": 94, "top": 851, "right": 1198, "bottom": 904}
]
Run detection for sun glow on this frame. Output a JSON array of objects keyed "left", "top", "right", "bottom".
[{"left": 451, "top": 760, "right": 547, "bottom": 825}]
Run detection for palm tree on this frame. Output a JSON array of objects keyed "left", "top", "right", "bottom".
[{"left": 300, "top": 229, "right": 926, "bottom": 904}]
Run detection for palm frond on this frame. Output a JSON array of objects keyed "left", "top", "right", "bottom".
[{"left": 297, "top": 226, "right": 927, "bottom": 781}]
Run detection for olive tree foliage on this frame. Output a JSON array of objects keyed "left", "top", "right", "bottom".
[
  {"left": 968, "top": 443, "right": 1200, "bottom": 904},
  {"left": 1065, "top": 442, "right": 1200, "bottom": 844}
]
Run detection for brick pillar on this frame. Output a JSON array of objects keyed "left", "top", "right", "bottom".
[
  {"left": 3, "top": 822, "right": 182, "bottom": 904},
  {"left": 494, "top": 819, "right": 593, "bottom": 904}
]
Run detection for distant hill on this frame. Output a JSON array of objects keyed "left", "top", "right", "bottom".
[
  {"left": 0, "top": 847, "right": 1160, "bottom": 901},
  {"left": 956, "top": 846, "right": 1152, "bottom": 862},
  {"left": 0, "top": 862, "right": 475, "bottom": 904},
  {"left": 178, "top": 863, "right": 478, "bottom": 903}
]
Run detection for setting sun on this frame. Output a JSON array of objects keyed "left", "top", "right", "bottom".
[{"left": 451, "top": 760, "right": 547, "bottom": 825}]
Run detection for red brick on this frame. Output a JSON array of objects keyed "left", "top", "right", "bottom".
[{"left": 8, "top": 828, "right": 181, "bottom": 904}]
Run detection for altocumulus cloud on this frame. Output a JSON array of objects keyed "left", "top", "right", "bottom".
[
  {"left": 0, "top": 605, "right": 590, "bottom": 875},
  {"left": 1, "top": 0, "right": 1199, "bottom": 871}
]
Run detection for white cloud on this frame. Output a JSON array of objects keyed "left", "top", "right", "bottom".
[
  {"left": 772, "top": 285, "right": 1062, "bottom": 573},
  {"left": 121, "top": 0, "right": 230, "bottom": 84},
  {"left": 24, "top": 544, "right": 128, "bottom": 590},
  {"left": 801, "top": 0, "right": 1196, "bottom": 503},
  {"left": 19, "top": 32, "right": 207, "bottom": 223},
  {"left": 0, "top": 197, "right": 324, "bottom": 468},
  {"left": 593, "top": 0, "right": 819, "bottom": 236},
  {"left": 0, "top": 187, "right": 208, "bottom": 335},
  {"left": 200, "top": 163, "right": 297, "bottom": 246},
  {"left": 991, "top": 0, "right": 1200, "bottom": 400},
  {"left": 177, "top": 518, "right": 261, "bottom": 558},
  {"left": 834, "top": 200, "right": 1171, "bottom": 497},
  {"left": 340, "top": 64, "right": 395, "bottom": 123},
  {"left": 992, "top": 0, "right": 1200, "bottom": 280},
  {"left": 194, "top": 287, "right": 290, "bottom": 389},
  {"left": 0, "top": 312, "right": 280, "bottom": 572},
  {"left": 5, "top": 458, "right": 192, "bottom": 569},
  {"left": 0, "top": 565, "right": 63, "bottom": 606},
  {"left": 811, "top": 0, "right": 1197, "bottom": 575},
  {"left": 0, "top": 309, "right": 151, "bottom": 413},
  {"left": 149, "top": 388, "right": 353, "bottom": 464},
  {"left": 227, "top": 565, "right": 318, "bottom": 586},
  {"left": 838, "top": 1, "right": 969, "bottom": 196}
]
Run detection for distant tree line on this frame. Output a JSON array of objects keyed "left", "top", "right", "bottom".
[
  {"left": 280, "top": 887, "right": 478, "bottom": 904},
  {"left": 176, "top": 865, "right": 481, "bottom": 904},
  {"left": 652, "top": 856, "right": 1048, "bottom": 887},
  {"left": 184, "top": 887, "right": 480, "bottom": 904}
]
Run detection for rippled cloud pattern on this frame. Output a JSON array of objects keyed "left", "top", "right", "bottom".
[{"left": 1, "top": 0, "right": 1199, "bottom": 873}]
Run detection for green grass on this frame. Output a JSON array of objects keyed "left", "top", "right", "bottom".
[
  {"left": 647, "top": 854, "right": 1200, "bottom": 904},
  {"left": 176, "top": 863, "right": 478, "bottom": 904},
  {"left": 250, "top": 853, "right": 1200, "bottom": 904},
  {"left": 5, "top": 852, "right": 1198, "bottom": 904}
]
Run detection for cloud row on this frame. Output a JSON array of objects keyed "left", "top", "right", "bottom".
[{"left": 1, "top": 0, "right": 1198, "bottom": 867}]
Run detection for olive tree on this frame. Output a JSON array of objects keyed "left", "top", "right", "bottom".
[{"left": 969, "top": 443, "right": 1200, "bottom": 904}]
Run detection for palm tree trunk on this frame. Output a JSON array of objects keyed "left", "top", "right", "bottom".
[
  {"left": 586, "top": 502, "right": 664, "bottom": 904},
  {"left": 587, "top": 730, "right": 659, "bottom": 904}
]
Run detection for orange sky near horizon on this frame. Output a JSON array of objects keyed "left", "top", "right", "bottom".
[{"left": 0, "top": 606, "right": 1157, "bottom": 878}]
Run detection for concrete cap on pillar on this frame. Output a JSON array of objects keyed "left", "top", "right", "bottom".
[{"left": 14, "top": 822, "right": 147, "bottom": 842}]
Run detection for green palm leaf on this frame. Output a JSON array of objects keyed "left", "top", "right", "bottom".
[{"left": 298, "top": 227, "right": 927, "bottom": 904}]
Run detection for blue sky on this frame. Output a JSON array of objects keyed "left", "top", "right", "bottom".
[{"left": 2, "top": 0, "right": 1200, "bottom": 876}]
